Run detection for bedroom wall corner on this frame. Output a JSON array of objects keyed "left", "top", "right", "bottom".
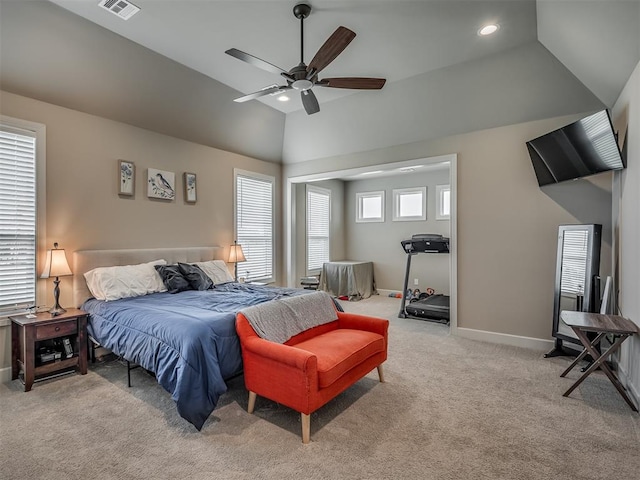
[{"left": 611, "top": 60, "right": 640, "bottom": 406}]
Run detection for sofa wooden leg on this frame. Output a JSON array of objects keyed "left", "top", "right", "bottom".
[
  {"left": 301, "top": 413, "right": 310, "bottom": 444},
  {"left": 248, "top": 391, "right": 257, "bottom": 414},
  {"left": 377, "top": 365, "right": 385, "bottom": 383}
]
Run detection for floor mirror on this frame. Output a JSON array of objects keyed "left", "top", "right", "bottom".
[{"left": 545, "top": 224, "right": 602, "bottom": 358}]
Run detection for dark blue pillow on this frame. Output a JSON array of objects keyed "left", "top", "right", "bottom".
[
  {"left": 154, "top": 264, "right": 192, "bottom": 294},
  {"left": 178, "top": 263, "right": 213, "bottom": 291}
]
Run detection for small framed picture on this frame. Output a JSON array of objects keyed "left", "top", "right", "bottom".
[
  {"left": 147, "top": 168, "right": 176, "bottom": 200},
  {"left": 118, "top": 160, "right": 135, "bottom": 196},
  {"left": 184, "top": 172, "right": 197, "bottom": 204}
]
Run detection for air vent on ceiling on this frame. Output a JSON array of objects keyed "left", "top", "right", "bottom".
[{"left": 98, "top": 0, "right": 140, "bottom": 20}]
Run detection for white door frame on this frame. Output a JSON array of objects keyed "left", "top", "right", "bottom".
[{"left": 285, "top": 153, "right": 458, "bottom": 333}]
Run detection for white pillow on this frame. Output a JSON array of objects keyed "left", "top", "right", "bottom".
[
  {"left": 84, "top": 259, "right": 168, "bottom": 301},
  {"left": 193, "top": 260, "right": 235, "bottom": 284}
]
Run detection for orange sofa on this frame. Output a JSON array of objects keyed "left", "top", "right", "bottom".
[{"left": 236, "top": 309, "right": 389, "bottom": 443}]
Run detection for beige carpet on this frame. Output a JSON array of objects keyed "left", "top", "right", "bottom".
[{"left": 1, "top": 295, "right": 639, "bottom": 480}]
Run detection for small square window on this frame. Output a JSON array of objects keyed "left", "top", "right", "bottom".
[
  {"left": 436, "top": 184, "right": 450, "bottom": 220},
  {"left": 392, "top": 187, "right": 426, "bottom": 221},
  {"left": 356, "top": 191, "right": 385, "bottom": 223}
]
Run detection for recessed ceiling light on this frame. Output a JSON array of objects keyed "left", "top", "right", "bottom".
[
  {"left": 478, "top": 24, "right": 500, "bottom": 36},
  {"left": 277, "top": 95, "right": 289, "bottom": 102}
]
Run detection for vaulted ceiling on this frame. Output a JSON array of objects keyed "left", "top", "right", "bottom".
[{"left": 1, "top": 1, "right": 638, "bottom": 163}]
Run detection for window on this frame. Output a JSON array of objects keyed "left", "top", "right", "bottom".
[
  {"left": 235, "top": 170, "right": 274, "bottom": 282},
  {"left": 392, "top": 187, "right": 426, "bottom": 221},
  {"left": 0, "top": 121, "right": 41, "bottom": 313},
  {"left": 560, "top": 230, "right": 589, "bottom": 296},
  {"left": 307, "top": 185, "right": 331, "bottom": 273},
  {"left": 356, "top": 191, "right": 384, "bottom": 223},
  {"left": 436, "top": 184, "right": 451, "bottom": 220}
]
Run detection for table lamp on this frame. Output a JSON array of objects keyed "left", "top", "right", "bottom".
[
  {"left": 228, "top": 241, "right": 246, "bottom": 281},
  {"left": 40, "top": 242, "right": 73, "bottom": 316}
]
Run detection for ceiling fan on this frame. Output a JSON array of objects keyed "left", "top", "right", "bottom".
[{"left": 225, "top": 3, "right": 386, "bottom": 115}]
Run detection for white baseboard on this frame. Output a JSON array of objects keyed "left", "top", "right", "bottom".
[
  {"left": 0, "top": 366, "right": 12, "bottom": 384},
  {"left": 456, "top": 327, "right": 555, "bottom": 351},
  {"left": 377, "top": 288, "right": 402, "bottom": 297},
  {"left": 350, "top": 293, "right": 558, "bottom": 352},
  {"left": 617, "top": 363, "right": 640, "bottom": 410}
]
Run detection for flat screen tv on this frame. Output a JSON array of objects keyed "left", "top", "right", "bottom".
[{"left": 526, "top": 110, "right": 625, "bottom": 186}]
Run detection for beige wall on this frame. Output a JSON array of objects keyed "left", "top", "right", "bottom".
[
  {"left": 0, "top": 90, "right": 282, "bottom": 376},
  {"left": 285, "top": 114, "right": 613, "bottom": 341},
  {"left": 612, "top": 60, "right": 640, "bottom": 403}
]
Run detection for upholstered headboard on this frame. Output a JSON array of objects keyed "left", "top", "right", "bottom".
[{"left": 72, "top": 246, "right": 220, "bottom": 307}]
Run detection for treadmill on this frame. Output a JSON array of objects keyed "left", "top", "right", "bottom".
[{"left": 398, "top": 234, "right": 450, "bottom": 323}]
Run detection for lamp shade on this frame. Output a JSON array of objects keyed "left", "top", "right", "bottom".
[
  {"left": 40, "top": 244, "right": 72, "bottom": 278},
  {"left": 228, "top": 243, "right": 246, "bottom": 263}
]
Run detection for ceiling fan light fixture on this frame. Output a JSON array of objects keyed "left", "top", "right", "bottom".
[
  {"left": 292, "top": 79, "right": 313, "bottom": 91},
  {"left": 478, "top": 24, "right": 500, "bottom": 36}
]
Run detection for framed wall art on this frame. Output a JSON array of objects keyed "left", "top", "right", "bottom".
[
  {"left": 147, "top": 168, "right": 176, "bottom": 200},
  {"left": 118, "top": 160, "right": 135, "bottom": 196},
  {"left": 184, "top": 172, "right": 197, "bottom": 204}
]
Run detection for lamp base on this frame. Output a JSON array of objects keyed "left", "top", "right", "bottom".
[
  {"left": 49, "top": 306, "right": 67, "bottom": 317},
  {"left": 49, "top": 276, "right": 66, "bottom": 316}
]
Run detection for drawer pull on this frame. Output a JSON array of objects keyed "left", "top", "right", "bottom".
[{"left": 55, "top": 326, "right": 60, "bottom": 332}]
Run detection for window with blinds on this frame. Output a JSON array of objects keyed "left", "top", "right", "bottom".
[
  {"left": 307, "top": 185, "right": 331, "bottom": 273},
  {"left": 560, "top": 230, "right": 589, "bottom": 296},
  {"left": 0, "top": 126, "right": 37, "bottom": 312},
  {"left": 235, "top": 171, "right": 274, "bottom": 282}
]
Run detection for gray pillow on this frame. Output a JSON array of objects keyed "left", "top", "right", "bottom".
[
  {"left": 154, "top": 264, "right": 192, "bottom": 294},
  {"left": 178, "top": 263, "right": 213, "bottom": 291}
]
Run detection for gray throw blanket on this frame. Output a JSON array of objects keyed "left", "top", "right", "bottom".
[{"left": 240, "top": 291, "right": 338, "bottom": 343}]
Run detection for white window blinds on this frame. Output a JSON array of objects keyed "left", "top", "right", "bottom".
[
  {"left": 560, "top": 230, "right": 589, "bottom": 296},
  {"left": 235, "top": 172, "right": 274, "bottom": 282},
  {"left": 307, "top": 186, "right": 330, "bottom": 272},
  {"left": 0, "top": 127, "right": 37, "bottom": 311}
]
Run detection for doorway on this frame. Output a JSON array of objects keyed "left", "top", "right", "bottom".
[{"left": 285, "top": 154, "right": 458, "bottom": 333}]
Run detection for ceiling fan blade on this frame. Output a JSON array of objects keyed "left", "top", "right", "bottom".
[
  {"left": 301, "top": 90, "right": 320, "bottom": 115},
  {"left": 225, "top": 48, "right": 290, "bottom": 77},
  {"left": 307, "top": 26, "right": 356, "bottom": 78},
  {"left": 318, "top": 77, "right": 386, "bottom": 89},
  {"left": 234, "top": 85, "right": 291, "bottom": 103}
]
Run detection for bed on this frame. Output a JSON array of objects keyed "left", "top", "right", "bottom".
[{"left": 72, "top": 247, "right": 309, "bottom": 430}]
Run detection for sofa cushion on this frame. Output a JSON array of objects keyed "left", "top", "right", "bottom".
[{"left": 293, "top": 329, "right": 385, "bottom": 388}]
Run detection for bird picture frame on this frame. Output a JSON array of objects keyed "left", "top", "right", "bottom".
[{"left": 147, "top": 168, "right": 176, "bottom": 200}]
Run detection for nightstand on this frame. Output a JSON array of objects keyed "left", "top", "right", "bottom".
[{"left": 10, "top": 308, "right": 88, "bottom": 392}]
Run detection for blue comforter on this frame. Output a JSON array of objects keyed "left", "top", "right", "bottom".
[{"left": 83, "top": 283, "right": 308, "bottom": 430}]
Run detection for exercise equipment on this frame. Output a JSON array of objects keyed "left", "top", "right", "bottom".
[{"left": 398, "top": 234, "right": 450, "bottom": 323}]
